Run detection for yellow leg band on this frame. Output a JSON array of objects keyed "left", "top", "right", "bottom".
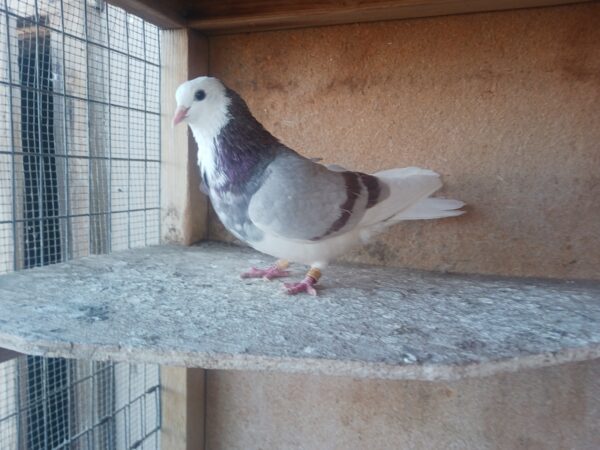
[
  {"left": 276, "top": 259, "right": 289, "bottom": 270},
  {"left": 307, "top": 267, "right": 322, "bottom": 282}
]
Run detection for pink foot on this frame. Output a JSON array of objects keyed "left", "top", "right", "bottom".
[
  {"left": 241, "top": 264, "right": 290, "bottom": 280},
  {"left": 284, "top": 276, "right": 318, "bottom": 296}
]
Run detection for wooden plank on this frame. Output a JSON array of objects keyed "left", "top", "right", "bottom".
[
  {"left": 185, "top": 30, "right": 209, "bottom": 244},
  {"left": 183, "top": 0, "right": 589, "bottom": 33},
  {"left": 160, "top": 29, "right": 208, "bottom": 245},
  {"left": 0, "top": 348, "right": 21, "bottom": 364},
  {"left": 107, "top": 0, "right": 188, "bottom": 29},
  {"left": 161, "top": 367, "right": 206, "bottom": 450},
  {"left": 159, "top": 29, "right": 208, "bottom": 450},
  {"left": 110, "top": 0, "right": 590, "bottom": 33}
]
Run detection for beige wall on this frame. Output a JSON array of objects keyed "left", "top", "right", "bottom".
[
  {"left": 207, "top": 3, "right": 600, "bottom": 280},
  {"left": 202, "top": 5, "right": 599, "bottom": 449},
  {"left": 206, "top": 360, "right": 600, "bottom": 450}
]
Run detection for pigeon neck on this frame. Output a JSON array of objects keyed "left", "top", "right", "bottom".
[
  {"left": 210, "top": 117, "right": 279, "bottom": 191},
  {"left": 189, "top": 124, "right": 220, "bottom": 184},
  {"left": 194, "top": 89, "right": 279, "bottom": 191}
]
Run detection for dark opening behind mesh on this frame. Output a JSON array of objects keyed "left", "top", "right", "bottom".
[{"left": 0, "top": 1, "right": 162, "bottom": 448}]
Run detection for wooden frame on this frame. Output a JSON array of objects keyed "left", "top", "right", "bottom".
[
  {"left": 0, "top": 348, "right": 21, "bottom": 364},
  {"left": 161, "top": 367, "right": 206, "bottom": 450},
  {"left": 160, "top": 29, "right": 208, "bottom": 246},
  {"left": 109, "top": 0, "right": 589, "bottom": 32},
  {"left": 160, "top": 28, "right": 209, "bottom": 450}
]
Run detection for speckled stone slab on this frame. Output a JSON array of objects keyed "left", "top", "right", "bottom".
[{"left": 0, "top": 242, "right": 598, "bottom": 380}]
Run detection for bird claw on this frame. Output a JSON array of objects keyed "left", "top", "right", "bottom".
[
  {"left": 240, "top": 266, "right": 291, "bottom": 280},
  {"left": 284, "top": 277, "right": 318, "bottom": 296}
]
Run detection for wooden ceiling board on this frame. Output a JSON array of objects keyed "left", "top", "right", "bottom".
[{"left": 109, "top": 0, "right": 590, "bottom": 32}]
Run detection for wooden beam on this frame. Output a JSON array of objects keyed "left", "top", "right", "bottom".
[
  {"left": 160, "top": 29, "right": 208, "bottom": 245},
  {"left": 161, "top": 367, "right": 206, "bottom": 450},
  {"left": 107, "top": 0, "right": 188, "bottom": 29},
  {"left": 184, "top": 0, "right": 590, "bottom": 34},
  {"left": 109, "top": 0, "right": 591, "bottom": 33},
  {"left": 0, "top": 348, "right": 21, "bottom": 364},
  {"left": 159, "top": 29, "right": 208, "bottom": 450}
]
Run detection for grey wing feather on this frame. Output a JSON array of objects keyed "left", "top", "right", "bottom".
[
  {"left": 309, "top": 156, "right": 346, "bottom": 172},
  {"left": 248, "top": 152, "right": 380, "bottom": 241}
]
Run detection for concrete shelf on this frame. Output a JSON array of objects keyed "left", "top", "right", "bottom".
[{"left": 0, "top": 242, "right": 598, "bottom": 381}]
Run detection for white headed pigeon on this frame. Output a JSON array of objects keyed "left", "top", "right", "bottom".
[{"left": 173, "top": 77, "right": 464, "bottom": 295}]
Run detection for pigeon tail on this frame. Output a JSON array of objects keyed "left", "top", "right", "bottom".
[
  {"left": 358, "top": 167, "right": 464, "bottom": 242},
  {"left": 390, "top": 197, "right": 465, "bottom": 221},
  {"left": 360, "top": 167, "right": 443, "bottom": 227}
]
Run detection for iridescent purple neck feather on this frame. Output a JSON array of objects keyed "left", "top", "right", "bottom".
[{"left": 211, "top": 89, "right": 283, "bottom": 193}]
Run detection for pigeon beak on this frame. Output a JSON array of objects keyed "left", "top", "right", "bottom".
[{"left": 172, "top": 106, "right": 190, "bottom": 127}]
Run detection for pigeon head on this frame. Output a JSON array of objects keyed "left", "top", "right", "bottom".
[
  {"left": 173, "top": 76, "right": 231, "bottom": 139},
  {"left": 173, "top": 77, "right": 281, "bottom": 187}
]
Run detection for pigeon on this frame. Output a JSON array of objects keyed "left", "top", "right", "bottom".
[{"left": 173, "top": 76, "right": 464, "bottom": 295}]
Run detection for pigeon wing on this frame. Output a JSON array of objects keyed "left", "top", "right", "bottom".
[{"left": 248, "top": 153, "right": 384, "bottom": 241}]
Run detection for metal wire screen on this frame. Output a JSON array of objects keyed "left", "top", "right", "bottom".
[
  {"left": 0, "top": 358, "right": 160, "bottom": 449},
  {"left": 0, "top": 0, "right": 162, "bottom": 448}
]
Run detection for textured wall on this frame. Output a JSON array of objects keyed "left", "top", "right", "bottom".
[
  {"left": 202, "top": 6, "right": 600, "bottom": 449},
  {"left": 205, "top": 360, "right": 600, "bottom": 450},
  {"left": 207, "top": 3, "right": 600, "bottom": 280}
]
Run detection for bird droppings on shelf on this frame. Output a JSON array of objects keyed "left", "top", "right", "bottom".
[{"left": 0, "top": 242, "right": 598, "bottom": 381}]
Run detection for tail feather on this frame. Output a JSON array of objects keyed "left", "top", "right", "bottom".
[
  {"left": 361, "top": 167, "right": 442, "bottom": 227},
  {"left": 394, "top": 197, "right": 465, "bottom": 220},
  {"left": 358, "top": 167, "right": 464, "bottom": 242},
  {"left": 374, "top": 166, "right": 438, "bottom": 178}
]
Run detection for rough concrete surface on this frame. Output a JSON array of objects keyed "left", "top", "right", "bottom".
[
  {"left": 0, "top": 243, "right": 598, "bottom": 381},
  {"left": 205, "top": 361, "right": 600, "bottom": 450},
  {"left": 207, "top": 3, "right": 600, "bottom": 280}
]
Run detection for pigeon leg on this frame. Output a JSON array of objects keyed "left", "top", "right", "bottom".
[
  {"left": 240, "top": 260, "right": 291, "bottom": 280},
  {"left": 284, "top": 267, "right": 321, "bottom": 296}
]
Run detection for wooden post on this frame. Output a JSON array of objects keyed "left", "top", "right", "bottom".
[
  {"left": 0, "top": 348, "right": 20, "bottom": 364},
  {"left": 160, "top": 28, "right": 209, "bottom": 450},
  {"left": 160, "top": 29, "right": 208, "bottom": 245},
  {"left": 161, "top": 366, "right": 206, "bottom": 450}
]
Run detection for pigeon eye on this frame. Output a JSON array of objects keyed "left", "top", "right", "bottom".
[{"left": 194, "top": 90, "right": 206, "bottom": 101}]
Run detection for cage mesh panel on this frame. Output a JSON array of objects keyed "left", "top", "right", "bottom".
[
  {"left": 0, "top": 358, "right": 161, "bottom": 450},
  {"left": 0, "top": 0, "right": 161, "bottom": 448},
  {"left": 0, "top": 0, "right": 161, "bottom": 267}
]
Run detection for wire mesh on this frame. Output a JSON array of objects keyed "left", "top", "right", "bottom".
[
  {"left": 0, "top": 0, "right": 161, "bottom": 268},
  {"left": 0, "top": 358, "right": 161, "bottom": 450},
  {"left": 0, "top": 0, "right": 162, "bottom": 448}
]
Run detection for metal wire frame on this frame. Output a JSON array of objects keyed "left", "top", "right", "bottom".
[
  {"left": 0, "top": 0, "right": 163, "bottom": 448},
  {"left": 0, "top": 0, "right": 162, "bottom": 267},
  {"left": 0, "top": 358, "right": 161, "bottom": 450}
]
